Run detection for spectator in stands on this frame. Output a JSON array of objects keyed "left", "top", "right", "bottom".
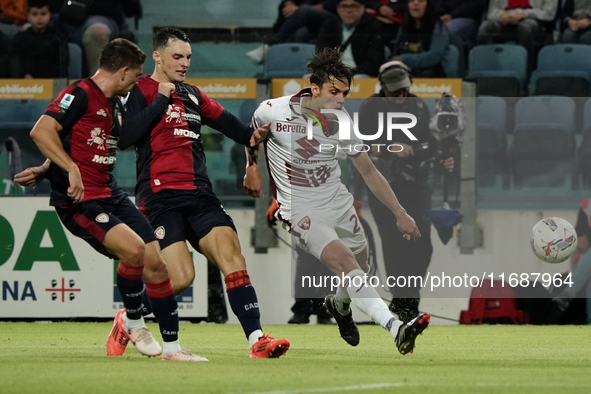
[
  {"left": 317, "top": 0, "right": 384, "bottom": 77},
  {"left": 11, "top": 0, "right": 68, "bottom": 78},
  {"left": 477, "top": 0, "right": 558, "bottom": 53},
  {"left": 50, "top": 0, "right": 140, "bottom": 76},
  {"left": 438, "top": 0, "right": 488, "bottom": 43},
  {"left": 368, "top": 0, "right": 405, "bottom": 47},
  {"left": 247, "top": 1, "right": 337, "bottom": 65},
  {"left": 560, "top": 0, "right": 591, "bottom": 44},
  {"left": 390, "top": 0, "right": 450, "bottom": 77}
]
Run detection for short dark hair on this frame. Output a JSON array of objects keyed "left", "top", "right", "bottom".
[
  {"left": 28, "top": 0, "right": 49, "bottom": 10},
  {"left": 152, "top": 27, "right": 191, "bottom": 51},
  {"left": 99, "top": 38, "right": 146, "bottom": 73},
  {"left": 308, "top": 47, "right": 353, "bottom": 88}
]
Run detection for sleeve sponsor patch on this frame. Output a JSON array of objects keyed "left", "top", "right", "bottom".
[{"left": 59, "top": 93, "right": 75, "bottom": 109}]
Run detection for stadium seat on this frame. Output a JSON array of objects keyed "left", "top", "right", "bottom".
[
  {"left": 0, "top": 100, "right": 51, "bottom": 124},
  {"left": 238, "top": 99, "right": 257, "bottom": 124},
  {"left": 460, "top": 280, "right": 529, "bottom": 325},
  {"left": 529, "top": 44, "right": 591, "bottom": 97},
  {"left": 467, "top": 44, "right": 527, "bottom": 97},
  {"left": 477, "top": 96, "right": 507, "bottom": 187},
  {"left": 263, "top": 43, "right": 316, "bottom": 79},
  {"left": 577, "top": 98, "right": 591, "bottom": 188},
  {"left": 509, "top": 96, "right": 576, "bottom": 188},
  {"left": 67, "top": 43, "right": 83, "bottom": 80}
]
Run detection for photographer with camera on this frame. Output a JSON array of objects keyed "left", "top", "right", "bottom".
[{"left": 353, "top": 60, "right": 454, "bottom": 322}]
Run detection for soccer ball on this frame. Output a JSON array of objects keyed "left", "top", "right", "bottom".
[{"left": 530, "top": 217, "right": 578, "bottom": 264}]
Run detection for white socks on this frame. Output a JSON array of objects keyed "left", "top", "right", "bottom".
[
  {"left": 123, "top": 313, "right": 146, "bottom": 331},
  {"left": 163, "top": 340, "right": 181, "bottom": 357},
  {"left": 335, "top": 284, "right": 352, "bottom": 315},
  {"left": 341, "top": 269, "right": 402, "bottom": 337},
  {"left": 248, "top": 329, "right": 264, "bottom": 349}
]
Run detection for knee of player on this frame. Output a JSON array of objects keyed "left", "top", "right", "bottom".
[
  {"left": 324, "top": 255, "right": 358, "bottom": 275},
  {"left": 122, "top": 242, "right": 145, "bottom": 265},
  {"left": 172, "top": 275, "right": 194, "bottom": 295}
]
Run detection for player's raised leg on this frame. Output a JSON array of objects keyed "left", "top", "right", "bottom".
[
  {"left": 321, "top": 239, "right": 430, "bottom": 355},
  {"left": 199, "top": 226, "right": 290, "bottom": 358}
]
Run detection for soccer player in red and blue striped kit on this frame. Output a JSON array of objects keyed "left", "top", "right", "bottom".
[
  {"left": 117, "top": 27, "right": 289, "bottom": 358},
  {"left": 15, "top": 39, "right": 206, "bottom": 361}
]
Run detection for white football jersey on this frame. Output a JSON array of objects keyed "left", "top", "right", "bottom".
[{"left": 252, "top": 88, "right": 363, "bottom": 223}]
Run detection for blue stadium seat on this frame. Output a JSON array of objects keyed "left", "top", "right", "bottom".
[
  {"left": 67, "top": 43, "right": 83, "bottom": 80},
  {"left": 238, "top": 99, "right": 257, "bottom": 124},
  {"left": 530, "top": 44, "right": 591, "bottom": 96},
  {"left": 263, "top": 43, "right": 316, "bottom": 79},
  {"left": 509, "top": 97, "right": 577, "bottom": 188},
  {"left": 0, "top": 100, "right": 51, "bottom": 124},
  {"left": 477, "top": 96, "right": 507, "bottom": 187},
  {"left": 467, "top": 45, "right": 527, "bottom": 96}
]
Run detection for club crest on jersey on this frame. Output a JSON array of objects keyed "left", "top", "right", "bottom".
[
  {"left": 165, "top": 104, "right": 183, "bottom": 123},
  {"left": 95, "top": 213, "right": 109, "bottom": 223},
  {"left": 96, "top": 109, "right": 107, "bottom": 117},
  {"left": 154, "top": 226, "right": 165, "bottom": 240},
  {"left": 87, "top": 128, "right": 107, "bottom": 150},
  {"left": 59, "top": 94, "right": 75, "bottom": 110},
  {"left": 188, "top": 94, "right": 199, "bottom": 106},
  {"left": 297, "top": 216, "right": 311, "bottom": 230}
]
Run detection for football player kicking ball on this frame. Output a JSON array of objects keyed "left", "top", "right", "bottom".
[
  {"left": 244, "top": 48, "right": 430, "bottom": 355},
  {"left": 115, "top": 27, "right": 289, "bottom": 358},
  {"left": 14, "top": 39, "right": 206, "bottom": 362}
]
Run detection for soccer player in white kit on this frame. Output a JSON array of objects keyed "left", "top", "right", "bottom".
[{"left": 245, "top": 48, "right": 430, "bottom": 355}]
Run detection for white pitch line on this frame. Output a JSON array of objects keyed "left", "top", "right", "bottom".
[{"left": 230, "top": 382, "right": 591, "bottom": 394}]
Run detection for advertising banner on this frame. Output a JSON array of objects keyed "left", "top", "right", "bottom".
[{"left": 0, "top": 198, "right": 207, "bottom": 318}]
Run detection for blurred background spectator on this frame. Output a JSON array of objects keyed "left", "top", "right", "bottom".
[
  {"left": 247, "top": 0, "right": 337, "bottom": 65},
  {"left": 437, "top": 0, "right": 488, "bottom": 44},
  {"left": 477, "top": 0, "right": 558, "bottom": 66},
  {"left": 317, "top": 0, "right": 384, "bottom": 77},
  {"left": 560, "top": 0, "right": 591, "bottom": 44},
  {"left": 48, "top": 0, "right": 141, "bottom": 76},
  {"left": 390, "top": 0, "right": 450, "bottom": 77},
  {"left": 11, "top": 0, "right": 68, "bottom": 78}
]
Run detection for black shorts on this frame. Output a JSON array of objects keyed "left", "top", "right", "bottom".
[
  {"left": 56, "top": 196, "right": 157, "bottom": 259},
  {"left": 140, "top": 189, "right": 236, "bottom": 251}
]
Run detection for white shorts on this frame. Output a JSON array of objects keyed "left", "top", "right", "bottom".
[{"left": 289, "top": 204, "right": 367, "bottom": 260}]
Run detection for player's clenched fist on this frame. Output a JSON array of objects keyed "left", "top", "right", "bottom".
[{"left": 158, "top": 82, "right": 176, "bottom": 97}]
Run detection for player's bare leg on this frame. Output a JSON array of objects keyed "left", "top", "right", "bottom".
[
  {"left": 320, "top": 239, "right": 430, "bottom": 354},
  {"left": 160, "top": 241, "right": 196, "bottom": 296},
  {"left": 199, "top": 227, "right": 290, "bottom": 358}
]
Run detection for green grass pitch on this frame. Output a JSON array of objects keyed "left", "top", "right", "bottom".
[{"left": 1, "top": 322, "right": 590, "bottom": 394}]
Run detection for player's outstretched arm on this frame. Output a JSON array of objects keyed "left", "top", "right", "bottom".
[
  {"left": 351, "top": 151, "right": 420, "bottom": 241},
  {"left": 30, "top": 115, "right": 84, "bottom": 203},
  {"left": 244, "top": 142, "right": 263, "bottom": 198},
  {"left": 14, "top": 159, "right": 51, "bottom": 186}
]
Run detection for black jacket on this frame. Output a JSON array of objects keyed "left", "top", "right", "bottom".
[
  {"left": 437, "top": 0, "right": 488, "bottom": 20},
  {"left": 317, "top": 13, "right": 384, "bottom": 76}
]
